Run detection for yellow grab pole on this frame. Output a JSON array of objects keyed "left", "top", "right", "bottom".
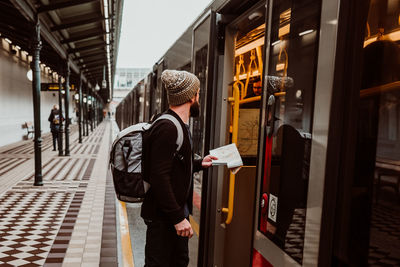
[{"left": 222, "top": 84, "right": 240, "bottom": 224}]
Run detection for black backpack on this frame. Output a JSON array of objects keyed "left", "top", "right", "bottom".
[{"left": 109, "top": 114, "right": 183, "bottom": 202}]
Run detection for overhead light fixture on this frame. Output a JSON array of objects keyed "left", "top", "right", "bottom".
[
  {"left": 88, "top": 99, "right": 92, "bottom": 105},
  {"left": 299, "top": 29, "right": 314, "bottom": 36},
  {"left": 95, "top": 83, "right": 100, "bottom": 91},
  {"left": 27, "top": 70, "right": 33, "bottom": 81},
  {"left": 83, "top": 97, "right": 87, "bottom": 103},
  {"left": 4, "top": 38, "right": 12, "bottom": 44},
  {"left": 15, "top": 45, "right": 21, "bottom": 50},
  {"left": 248, "top": 11, "right": 263, "bottom": 21},
  {"left": 61, "top": 90, "right": 65, "bottom": 94},
  {"left": 74, "top": 94, "right": 79, "bottom": 100}
]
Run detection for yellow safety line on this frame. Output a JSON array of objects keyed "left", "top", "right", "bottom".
[
  {"left": 118, "top": 201, "right": 135, "bottom": 267},
  {"left": 189, "top": 215, "right": 200, "bottom": 236}
]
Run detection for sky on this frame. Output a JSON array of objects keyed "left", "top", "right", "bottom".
[{"left": 116, "top": 0, "right": 212, "bottom": 68}]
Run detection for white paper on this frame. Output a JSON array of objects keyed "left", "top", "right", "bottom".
[{"left": 209, "top": 143, "right": 243, "bottom": 170}]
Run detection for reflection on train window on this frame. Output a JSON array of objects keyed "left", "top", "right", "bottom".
[
  {"left": 192, "top": 16, "right": 210, "bottom": 159},
  {"left": 258, "top": 0, "right": 321, "bottom": 264},
  {"left": 360, "top": 0, "right": 400, "bottom": 264}
]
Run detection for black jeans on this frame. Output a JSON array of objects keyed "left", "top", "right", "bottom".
[
  {"left": 51, "top": 131, "right": 59, "bottom": 150},
  {"left": 144, "top": 220, "right": 189, "bottom": 267}
]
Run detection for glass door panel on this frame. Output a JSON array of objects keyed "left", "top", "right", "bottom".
[
  {"left": 190, "top": 14, "right": 211, "bottom": 267},
  {"left": 257, "top": 0, "right": 321, "bottom": 264},
  {"left": 356, "top": 0, "right": 400, "bottom": 264}
]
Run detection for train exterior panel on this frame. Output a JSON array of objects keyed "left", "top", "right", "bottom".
[{"left": 115, "top": 0, "right": 400, "bottom": 266}]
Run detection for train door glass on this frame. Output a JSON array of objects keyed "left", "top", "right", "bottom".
[
  {"left": 190, "top": 14, "right": 211, "bottom": 266},
  {"left": 233, "top": 22, "right": 265, "bottom": 162},
  {"left": 257, "top": 0, "right": 321, "bottom": 264},
  {"left": 351, "top": 1, "right": 400, "bottom": 264}
]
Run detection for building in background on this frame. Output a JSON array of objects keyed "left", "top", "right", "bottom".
[{"left": 113, "top": 68, "right": 150, "bottom": 102}]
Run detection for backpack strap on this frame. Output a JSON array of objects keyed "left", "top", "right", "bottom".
[{"left": 153, "top": 114, "right": 184, "bottom": 151}]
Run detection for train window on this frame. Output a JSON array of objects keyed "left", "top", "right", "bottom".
[
  {"left": 356, "top": 0, "right": 400, "bottom": 264},
  {"left": 258, "top": 0, "right": 321, "bottom": 264}
]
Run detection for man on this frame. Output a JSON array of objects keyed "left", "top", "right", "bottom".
[
  {"left": 48, "top": 104, "right": 63, "bottom": 151},
  {"left": 141, "top": 69, "right": 217, "bottom": 267}
]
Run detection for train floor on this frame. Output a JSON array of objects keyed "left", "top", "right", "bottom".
[{"left": 0, "top": 119, "right": 201, "bottom": 267}]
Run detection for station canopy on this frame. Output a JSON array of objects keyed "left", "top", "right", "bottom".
[{"left": 0, "top": 0, "right": 123, "bottom": 102}]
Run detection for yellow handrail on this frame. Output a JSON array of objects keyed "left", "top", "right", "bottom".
[
  {"left": 244, "top": 49, "right": 258, "bottom": 98},
  {"left": 274, "top": 92, "right": 286, "bottom": 97},
  {"left": 222, "top": 83, "right": 240, "bottom": 224},
  {"left": 239, "top": 96, "right": 261, "bottom": 105}
]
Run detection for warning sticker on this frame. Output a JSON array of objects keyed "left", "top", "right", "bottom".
[{"left": 268, "top": 194, "right": 278, "bottom": 223}]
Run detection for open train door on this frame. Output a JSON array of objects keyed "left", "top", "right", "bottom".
[
  {"left": 189, "top": 10, "right": 220, "bottom": 267},
  {"left": 208, "top": 2, "right": 268, "bottom": 266}
]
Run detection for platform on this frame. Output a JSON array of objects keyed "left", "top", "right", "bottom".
[
  {"left": 0, "top": 120, "right": 205, "bottom": 267},
  {"left": 0, "top": 122, "right": 118, "bottom": 267}
]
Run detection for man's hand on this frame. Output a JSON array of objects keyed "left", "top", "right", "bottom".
[
  {"left": 174, "top": 219, "right": 193, "bottom": 238},
  {"left": 202, "top": 155, "right": 218, "bottom": 168}
]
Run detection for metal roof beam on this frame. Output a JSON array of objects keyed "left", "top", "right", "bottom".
[
  {"left": 67, "top": 43, "right": 105, "bottom": 54},
  {"left": 83, "top": 66, "right": 103, "bottom": 71},
  {"left": 84, "top": 72, "right": 104, "bottom": 78},
  {"left": 61, "top": 30, "right": 106, "bottom": 44},
  {"left": 9, "top": 0, "right": 88, "bottom": 84},
  {"left": 73, "top": 51, "right": 105, "bottom": 61},
  {"left": 51, "top": 16, "right": 105, "bottom": 31},
  {"left": 83, "top": 68, "right": 105, "bottom": 73},
  {"left": 78, "top": 59, "right": 106, "bottom": 66},
  {"left": 84, "top": 68, "right": 104, "bottom": 73},
  {"left": 80, "top": 62, "right": 107, "bottom": 69},
  {"left": 38, "top": 0, "right": 99, "bottom": 13}
]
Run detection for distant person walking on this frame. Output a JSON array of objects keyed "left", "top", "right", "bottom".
[
  {"left": 141, "top": 70, "right": 217, "bottom": 267},
  {"left": 48, "top": 104, "right": 63, "bottom": 151}
]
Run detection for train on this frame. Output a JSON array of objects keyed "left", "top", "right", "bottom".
[{"left": 115, "top": 0, "right": 400, "bottom": 266}]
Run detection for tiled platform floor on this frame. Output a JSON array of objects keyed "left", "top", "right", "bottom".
[{"left": 0, "top": 121, "right": 118, "bottom": 266}]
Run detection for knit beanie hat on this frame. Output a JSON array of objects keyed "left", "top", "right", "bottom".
[{"left": 161, "top": 69, "right": 200, "bottom": 106}]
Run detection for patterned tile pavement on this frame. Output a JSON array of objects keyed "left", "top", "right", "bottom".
[
  {"left": 0, "top": 191, "right": 73, "bottom": 266},
  {"left": 0, "top": 121, "right": 117, "bottom": 266}
]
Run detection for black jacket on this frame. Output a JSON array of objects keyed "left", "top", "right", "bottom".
[
  {"left": 141, "top": 109, "right": 202, "bottom": 225},
  {"left": 48, "top": 109, "right": 63, "bottom": 132}
]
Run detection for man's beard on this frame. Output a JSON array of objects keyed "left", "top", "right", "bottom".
[{"left": 190, "top": 101, "right": 200, "bottom": 118}]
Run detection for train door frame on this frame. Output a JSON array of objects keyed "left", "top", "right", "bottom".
[
  {"left": 208, "top": 1, "right": 268, "bottom": 266},
  {"left": 190, "top": 9, "right": 221, "bottom": 267},
  {"left": 204, "top": 13, "right": 236, "bottom": 267},
  {"left": 252, "top": 0, "right": 342, "bottom": 266}
]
